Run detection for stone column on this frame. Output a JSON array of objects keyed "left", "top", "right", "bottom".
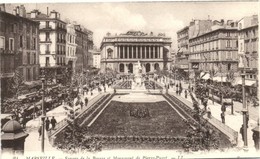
[
  {"left": 115, "top": 45, "right": 118, "bottom": 59},
  {"left": 153, "top": 46, "right": 156, "bottom": 59},
  {"left": 136, "top": 46, "right": 138, "bottom": 59},
  {"left": 123, "top": 46, "right": 125, "bottom": 59},
  {"left": 145, "top": 46, "right": 147, "bottom": 59},
  {"left": 157, "top": 46, "right": 159, "bottom": 59},
  {"left": 131, "top": 46, "right": 134, "bottom": 59},
  {"left": 126, "top": 46, "right": 129, "bottom": 59},
  {"left": 149, "top": 46, "right": 151, "bottom": 59},
  {"left": 160, "top": 46, "right": 163, "bottom": 58},
  {"left": 138, "top": 46, "right": 143, "bottom": 59}
]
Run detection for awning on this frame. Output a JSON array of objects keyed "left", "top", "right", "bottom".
[
  {"left": 212, "top": 76, "right": 227, "bottom": 82},
  {"left": 202, "top": 73, "right": 210, "bottom": 80},
  {"left": 236, "top": 79, "right": 256, "bottom": 86},
  {"left": 1, "top": 114, "right": 14, "bottom": 120}
]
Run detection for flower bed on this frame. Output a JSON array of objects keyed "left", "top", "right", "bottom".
[
  {"left": 144, "top": 81, "right": 163, "bottom": 89},
  {"left": 113, "top": 81, "right": 132, "bottom": 89},
  {"left": 164, "top": 93, "right": 232, "bottom": 149}
]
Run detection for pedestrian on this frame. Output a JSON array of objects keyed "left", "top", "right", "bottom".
[
  {"left": 91, "top": 91, "right": 93, "bottom": 96},
  {"left": 104, "top": 86, "right": 106, "bottom": 93},
  {"left": 203, "top": 97, "right": 208, "bottom": 110},
  {"left": 252, "top": 131, "right": 259, "bottom": 150},
  {"left": 240, "top": 124, "right": 244, "bottom": 142},
  {"left": 221, "top": 104, "right": 226, "bottom": 112},
  {"left": 221, "top": 112, "right": 225, "bottom": 124},
  {"left": 45, "top": 117, "right": 50, "bottom": 131},
  {"left": 38, "top": 125, "right": 42, "bottom": 140},
  {"left": 51, "top": 116, "right": 57, "bottom": 130},
  {"left": 191, "top": 86, "right": 194, "bottom": 92},
  {"left": 207, "top": 106, "right": 211, "bottom": 118},
  {"left": 184, "top": 90, "right": 187, "bottom": 98},
  {"left": 84, "top": 97, "right": 88, "bottom": 107}
]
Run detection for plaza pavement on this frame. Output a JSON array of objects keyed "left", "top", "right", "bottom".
[
  {"left": 23, "top": 84, "right": 113, "bottom": 153},
  {"left": 158, "top": 78, "right": 259, "bottom": 151}
]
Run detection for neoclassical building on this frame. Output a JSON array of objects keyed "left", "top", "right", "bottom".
[{"left": 100, "top": 31, "right": 172, "bottom": 74}]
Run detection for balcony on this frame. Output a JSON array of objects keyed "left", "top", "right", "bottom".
[
  {"left": 57, "top": 27, "right": 67, "bottom": 32},
  {"left": 40, "top": 25, "right": 53, "bottom": 31},
  {"left": 0, "top": 72, "right": 15, "bottom": 78},
  {"left": 0, "top": 49, "right": 15, "bottom": 54},
  {"left": 57, "top": 39, "right": 66, "bottom": 44},
  {"left": 40, "top": 38, "right": 52, "bottom": 43}
]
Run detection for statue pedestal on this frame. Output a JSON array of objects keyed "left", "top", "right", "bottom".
[{"left": 136, "top": 76, "right": 142, "bottom": 85}]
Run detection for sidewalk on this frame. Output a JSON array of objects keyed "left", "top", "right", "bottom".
[
  {"left": 159, "top": 79, "right": 258, "bottom": 150},
  {"left": 24, "top": 85, "right": 109, "bottom": 152}
]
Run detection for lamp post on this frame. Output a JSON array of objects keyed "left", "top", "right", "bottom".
[
  {"left": 185, "top": 54, "right": 190, "bottom": 89},
  {"left": 39, "top": 68, "right": 46, "bottom": 153},
  {"left": 221, "top": 62, "right": 223, "bottom": 107},
  {"left": 241, "top": 70, "right": 248, "bottom": 148}
]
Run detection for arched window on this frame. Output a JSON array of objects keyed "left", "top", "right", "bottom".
[
  {"left": 107, "top": 48, "right": 113, "bottom": 59},
  {"left": 119, "top": 63, "right": 124, "bottom": 72}
]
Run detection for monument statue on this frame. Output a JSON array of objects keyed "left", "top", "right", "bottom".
[{"left": 137, "top": 61, "right": 142, "bottom": 73}]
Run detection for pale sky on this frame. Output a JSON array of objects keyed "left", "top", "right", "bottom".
[{"left": 10, "top": 2, "right": 259, "bottom": 49}]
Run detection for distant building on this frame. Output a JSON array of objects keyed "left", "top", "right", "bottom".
[
  {"left": 170, "top": 49, "right": 176, "bottom": 69},
  {"left": 177, "top": 20, "right": 213, "bottom": 79},
  {"left": 66, "top": 23, "right": 77, "bottom": 73},
  {"left": 74, "top": 25, "right": 88, "bottom": 73},
  {"left": 189, "top": 20, "right": 239, "bottom": 78},
  {"left": 86, "top": 29, "right": 94, "bottom": 68},
  {"left": 238, "top": 15, "right": 258, "bottom": 93},
  {"left": 0, "top": 5, "right": 40, "bottom": 96},
  {"left": 27, "top": 9, "right": 67, "bottom": 83},
  {"left": 91, "top": 49, "right": 101, "bottom": 69},
  {"left": 100, "top": 31, "right": 172, "bottom": 74},
  {"left": 176, "top": 26, "right": 189, "bottom": 73}
]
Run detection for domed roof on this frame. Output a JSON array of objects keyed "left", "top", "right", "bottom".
[{"left": 2, "top": 119, "right": 22, "bottom": 133}]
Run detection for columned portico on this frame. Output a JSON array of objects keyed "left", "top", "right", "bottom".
[{"left": 100, "top": 31, "right": 172, "bottom": 74}]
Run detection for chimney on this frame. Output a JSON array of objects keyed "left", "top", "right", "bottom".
[
  {"left": 12, "top": 8, "right": 16, "bottom": 15},
  {"left": 16, "top": 6, "right": 19, "bottom": 16},
  {"left": 19, "top": 5, "right": 26, "bottom": 17},
  {"left": 0, "top": 4, "right": 6, "bottom": 12},
  {"left": 221, "top": 19, "right": 224, "bottom": 25},
  {"left": 47, "top": 7, "right": 49, "bottom": 16}
]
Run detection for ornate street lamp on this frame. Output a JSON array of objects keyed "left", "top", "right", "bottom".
[
  {"left": 39, "top": 68, "right": 46, "bottom": 153},
  {"left": 239, "top": 55, "right": 248, "bottom": 149},
  {"left": 241, "top": 70, "right": 248, "bottom": 148}
]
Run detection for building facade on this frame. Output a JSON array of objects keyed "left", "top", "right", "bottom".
[
  {"left": 27, "top": 9, "right": 67, "bottom": 83},
  {"left": 0, "top": 5, "right": 40, "bottom": 82},
  {"left": 91, "top": 50, "right": 101, "bottom": 69},
  {"left": 75, "top": 25, "right": 88, "bottom": 73},
  {"left": 189, "top": 20, "right": 239, "bottom": 77},
  {"left": 176, "top": 26, "right": 189, "bottom": 72},
  {"left": 86, "top": 29, "right": 94, "bottom": 68},
  {"left": 100, "top": 31, "right": 172, "bottom": 74},
  {"left": 66, "top": 23, "right": 77, "bottom": 72},
  {"left": 238, "top": 15, "right": 258, "bottom": 83}
]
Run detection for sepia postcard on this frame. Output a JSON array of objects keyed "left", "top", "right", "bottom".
[{"left": 0, "top": 1, "right": 259, "bottom": 159}]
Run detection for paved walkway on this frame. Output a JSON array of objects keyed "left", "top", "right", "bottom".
[
  {"left": 158, "top": 78, "right": 258, "bottom": 150},
  {"left": 24, "top": 84, "right": 113, "bottom": 152}
]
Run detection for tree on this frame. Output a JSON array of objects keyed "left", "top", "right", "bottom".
[
  {"left": 209, "top": 69, "right": 218, "bottom": 104},
  {"left": 8, "top": 68, "right": 25, "bottom": 99},
  {"left": 226, "top": 70, "right": 235, "bottom": 84}
]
